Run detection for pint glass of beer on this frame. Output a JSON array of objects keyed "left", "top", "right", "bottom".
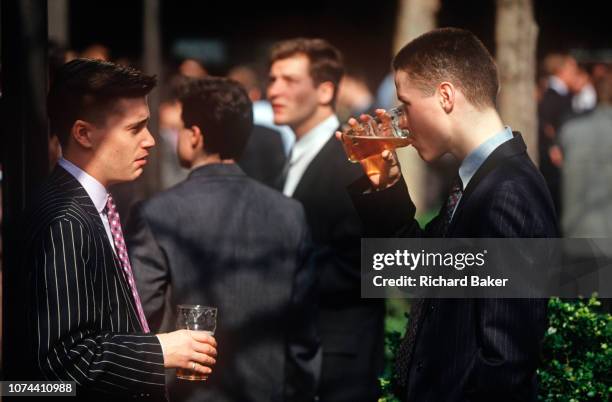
[
  {"left": 175, "top": 305, "right": 217, "bottom": 381},
  {"left": 340, "top": 106, "right": 411, "bottom": 177}
]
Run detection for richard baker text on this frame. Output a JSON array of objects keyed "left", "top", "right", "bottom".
[{"left": 372, "top": 275, "right": 509, "bottom": 287}]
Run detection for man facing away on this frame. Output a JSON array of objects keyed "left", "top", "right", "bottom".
[
  {"left": 126, "top": 77, "right": 320, "bottom": 402},
  {"left": 267, "top": 38, "right": 385, "bottom": 401},
  {"left": 22, "top": 59, "right": 217, "bottom": 401},
  {"left": 339, "top": 28, "right": 558, "bottom": 401}
]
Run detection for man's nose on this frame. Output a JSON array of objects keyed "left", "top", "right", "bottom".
[
  {"left": 267, "top": 81, "right": 282, "bottom": 99},
  {"left": 143, "top": 128, "right": 156, "bottom": 148}
]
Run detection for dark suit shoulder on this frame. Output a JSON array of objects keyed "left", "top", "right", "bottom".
[
  {"left": 141, "top": 169, "right": 307, "bottom": 225},
  {"left": 25, "top": 169, "right": 99, "bottom": 241},
  {"left": 462, "top": 152, "right": 558, "bottom": 237}
]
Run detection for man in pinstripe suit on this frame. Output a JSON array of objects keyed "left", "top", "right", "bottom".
[
  {"left": 22, "top": 59, "right": 217, "bottom": 401},
  {"left": 339, "top": 28, "right": 558, "bottom": 401}
]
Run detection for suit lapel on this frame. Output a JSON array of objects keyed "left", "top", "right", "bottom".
[
  {"left": 292, "top": 132, "right": 338, "bottom": 201},
  {"left": 55, "top": 166, "right": 143, "bottom": 331},
  {"left": 449, "top": 132, "right": 527, "bottom": 232}
]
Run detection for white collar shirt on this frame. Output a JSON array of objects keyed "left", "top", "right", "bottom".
[
  {"left": 283, "top": 114, "right": 340, "bottom": 197},
  {"left": 58, "top": 158, "right": 116, "bottom": 252},
  {"left": 549, "top": 76, "right": 569, "bottom": 96}
]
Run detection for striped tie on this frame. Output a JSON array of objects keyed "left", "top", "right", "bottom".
[
  {"left": 393, "top": 175, "right": 464, "bottom": 393},
  {"left": 105, "top": 194, "right": 150, "bottom": 332},
  {"left": 442, "top": 175, "right": 463, "bottom": 233}
]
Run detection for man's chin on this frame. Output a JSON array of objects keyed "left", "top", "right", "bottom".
[
  {"left": 273, "top": 116, "right": 289, "bottom": 126},
  {"left": 130, "top": 168, "right": 144, "bottom": 181}
]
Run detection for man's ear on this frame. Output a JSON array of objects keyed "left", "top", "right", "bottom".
[
  {"left": 317, "top": 81, "right": 335, "bottom": 106},
  {"left": 71, "top": 120, "right": 96, "bottom": 149},
  {"left": 437, "top": 82, "right": 455, "bottom": 113},
  {"left": 191, "top": 125, "right": 204, "bottom": 150}
]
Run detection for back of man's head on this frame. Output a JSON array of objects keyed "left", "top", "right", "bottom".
[
  {"left": 48, "top": 58, "right": 157, "bottom": 148},
  {"left": 269, "top": 38, "right": 344, "bottom": 104},
  {"left": 180, "top": 77, "right": 253, "bottom": 160},
  {"left": 393, "top": 27, "right": 499, "bottom": 110}
]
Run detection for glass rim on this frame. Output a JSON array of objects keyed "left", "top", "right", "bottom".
[
  {"left": 386, "top": 105, "right": 405, "bottom": 114},
  {"left": 177, "top": 304, "right": 217, "bottom": 311}
]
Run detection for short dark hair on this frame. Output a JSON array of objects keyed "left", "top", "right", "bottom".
[
  {"left": 179, "top": 77, "right": 253, "bottom": 159},
  {"left": 47, "top": 58, "right": 157, "bottom": 147},
  {"left": 393, "top": 27, "right": 499, "bottom": 109},
  {"left": 269, "top": 38, "right": 344, "bottom": 105}
]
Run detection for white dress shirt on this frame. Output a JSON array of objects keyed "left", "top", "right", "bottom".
[
  {"left": 548, "top": 75, "right": 569, "bottom": 96},
  {"left": 283, "top": 114, "right": 340, "bottom": 197},
  {"left": 58, "top": 158, "right": 116, "bottom": 252}
]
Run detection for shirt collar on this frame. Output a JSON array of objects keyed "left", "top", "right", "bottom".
[
  {"left": 58, "top": 158, "right": 109, "bottom": 213},
  {"left": 458, "top": 126, "right": 514, "bottom": 189},
  {"left": 290, "top": 114, "right": 339, "bottom": 164},
  {"left": 549, "top": 76, "right": 569, "bottom": 96}
]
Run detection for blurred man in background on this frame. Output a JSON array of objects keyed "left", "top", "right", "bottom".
[
  {"left": 228, "top": 65, "right": 287, "bottom": 186},
  {"left": 538, "top": 53, "right": 579, "bottom": 220},
  {"left": 267, "top": 38, "right": 384, "bottom": 401}
]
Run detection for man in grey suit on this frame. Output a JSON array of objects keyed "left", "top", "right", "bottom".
[
  {"left": 560, "top": 70, "right": 612, "bottom": 238},
  {"left": 126, "top": 77, "right": 320, "bottom": 402},
  {"left": 22, "top": 59, "right": 217, "bottom": 401}
]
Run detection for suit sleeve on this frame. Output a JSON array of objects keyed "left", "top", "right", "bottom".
[
  {"left": 125, "top": 203, "right": 170, "bottom": 333},
  {"left": 30, "top": 218, "right": 166, "bottom": 397},
  {"left": 284, "top": 208, "right": 322, "bottom": 401},
  {"left": 348, "top": 176, "right": 444, "bottom": 237}
]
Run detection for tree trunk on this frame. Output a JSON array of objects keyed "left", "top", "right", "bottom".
[
  {"left": 496, "top": 0, "right": 539, "bottom": 164},
  {"left": 392, "top": 0, "right": 441, "bottom": 214}
]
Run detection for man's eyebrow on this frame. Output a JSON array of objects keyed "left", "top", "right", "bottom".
[
  {"left": 270, "top": 73, "right": 299, "bottom": 81},
  {"left": 126, "top": 117, "right": 150, "bottom": 129}
]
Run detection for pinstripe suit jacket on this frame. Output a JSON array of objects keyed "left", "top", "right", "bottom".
[
  {"left": 23, "top": 166, "right": 166, "bottom": 401},
  {"left": 351, "top": 133, "right": 559, "bottom": 402}
]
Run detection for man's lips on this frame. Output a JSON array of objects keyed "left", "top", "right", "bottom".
[
  {"left": 135, "top": 155, "right": 148, "bottom": 165},
  {"left": 272, "top": 104, "right": 285, "bottom": 112}
]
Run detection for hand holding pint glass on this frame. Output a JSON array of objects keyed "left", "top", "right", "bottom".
[
  {"left": 175, "top": 305, "right": 217, "bottom": 381},
  {"left": 336, "top": 107, "right": 410, "bottom": 190}
]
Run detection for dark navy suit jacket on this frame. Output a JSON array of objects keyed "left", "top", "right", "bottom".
[
  {"left": 126, "top": 163, "right": 320, "bottom": 402},
  {"left": 351, "top": 133, "right": 559, "bottom": 402},
  {"left": 285, "top": 135, "right": 385, "bottom": 402}
]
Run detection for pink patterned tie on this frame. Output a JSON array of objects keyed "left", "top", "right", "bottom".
[{"left": 105, "top": 194, "right": 150, "bottom": 332}]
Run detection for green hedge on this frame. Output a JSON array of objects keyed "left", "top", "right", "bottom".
[{"left": 379, "top": 297, "right": 612, "bottom": 402}]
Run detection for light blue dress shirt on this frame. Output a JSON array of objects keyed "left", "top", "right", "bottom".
[{"left": 451, "top": 126, "right": 514, "bottom": 219}]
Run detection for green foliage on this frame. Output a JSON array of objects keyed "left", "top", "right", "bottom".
[
  {"left": 379, "top": 299, "right": 409, "bottom": 402},
  {"left": 538, "top": 296, "right": 612, "bottom": 401},
  {"left": 379, "top": 297, "right": 612, "bottom": 402}
]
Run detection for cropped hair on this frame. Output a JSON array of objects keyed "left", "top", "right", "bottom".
[
  {"left": 47, "top": 58, "right": 157, "bottom": 147},
  {"left": 393, "top": 27, "right": 499, "bottom": 109}
]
